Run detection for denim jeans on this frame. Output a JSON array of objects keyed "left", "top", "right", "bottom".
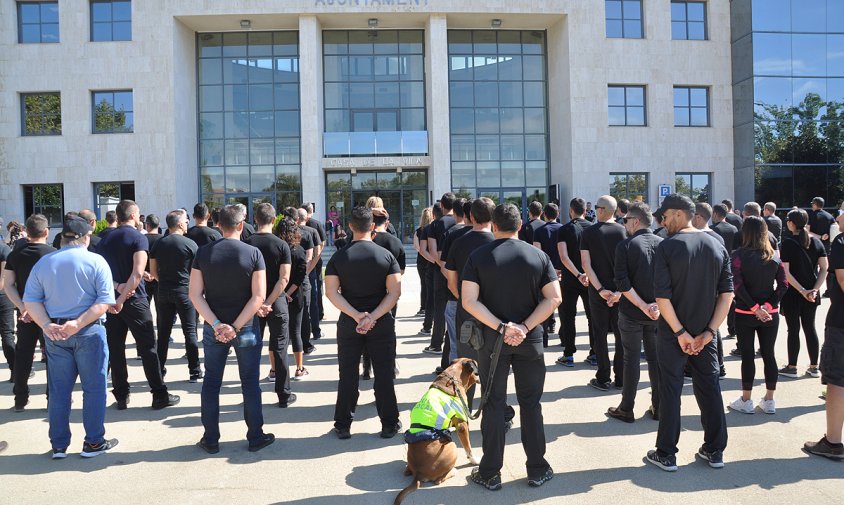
[
  {"left": 201, "top": 318, "right": 265, "bottom": 445},
  {"left": 46, "top": 321, "right": 109, "bottom": 450},
  {"left": 445, "top": 300, "right": 458, "bottom": 362}
]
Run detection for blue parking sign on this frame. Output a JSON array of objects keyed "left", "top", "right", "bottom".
[{"left": 659, "top": 184, "right": 671, "bottom": 197}]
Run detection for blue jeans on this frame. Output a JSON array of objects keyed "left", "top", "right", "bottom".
[
  {"left": 201, "top": 318, "right": 265, "bottom": 445},
  {"left": 46, "top": 322, "right": 109, "bottom": 450},
  {"left": 445, "top": 300, "right": 458, "bottom": 362}
]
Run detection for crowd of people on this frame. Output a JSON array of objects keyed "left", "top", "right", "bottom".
[{"left": 0, "top": 192, "right": 841, "bottom": 489}]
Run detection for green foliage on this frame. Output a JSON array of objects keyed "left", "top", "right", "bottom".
[
  {"left": 94, "top": 220, "right": 109, "bottom": 236},
  {"left": 94, "top": 98, "right": 129, "bottom": 133}
]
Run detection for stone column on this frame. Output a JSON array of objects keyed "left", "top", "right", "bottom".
[
  {"left": 425, "top": 15, "right": 451, "bottom": 202},
  {"left": 299, "top": 15, "right": 325, "bottom": 214}
]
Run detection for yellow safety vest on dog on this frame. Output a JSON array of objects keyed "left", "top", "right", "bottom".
[{"left": 408, "top": 387, "right": 467, "bottom": 434}]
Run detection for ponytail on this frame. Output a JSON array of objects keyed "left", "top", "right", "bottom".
[{"left": 786, "top": 209, "right": 810, "bottom": 249}]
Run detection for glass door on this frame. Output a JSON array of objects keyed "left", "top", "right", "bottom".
[{"left": 226, "top": 193, "right": 274, "bottom": 224}]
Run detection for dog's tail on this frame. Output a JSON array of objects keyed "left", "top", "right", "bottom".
[{"left": 394, "top": 477, "right": 421, "bottom": 505}]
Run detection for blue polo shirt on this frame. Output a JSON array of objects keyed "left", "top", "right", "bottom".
[{"left": 23, "top": 245, "right": 115, "bottom": 319}]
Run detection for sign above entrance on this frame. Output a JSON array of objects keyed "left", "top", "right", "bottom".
[
  {"left": 314, "top": 0, "right": 431, "bottom": 8},
  {"left": 322, "top": 156, "right": 431, "bottom": 170}
]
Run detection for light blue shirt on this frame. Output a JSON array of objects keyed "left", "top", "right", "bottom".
[{"left": 23, "top": 245, "right": 115, "bottom": 319}]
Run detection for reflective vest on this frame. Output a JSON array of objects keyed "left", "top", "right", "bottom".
[{"left": 408, "top": 387, "right": 467, "bottom": 433}]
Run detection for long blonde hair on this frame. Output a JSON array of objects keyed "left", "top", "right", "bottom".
[{"left": 419, "top": 207, "right": 433, "bottom": 229}]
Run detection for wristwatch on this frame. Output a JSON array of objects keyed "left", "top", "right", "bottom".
[{"left": 672, "top": 327, "right": 687, "bottom": 337}]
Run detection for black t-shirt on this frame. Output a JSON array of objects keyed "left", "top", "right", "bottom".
[
  {"left": 711, "top": 220, "right": 739, "bottom": 251},
  {"left": 245, "top": 232, "right": 292, "bottom": 299},
  {"left": 430, "top": 215, "right": 456, "bottom": 251},
  {"left": 325, "top": 240, "right": 400, "bottom": 313},
  {"left": 614, "top": 229, "right": 662, "bottom": 322},
  {"left": 372, "top": 230, "right": 406, "bottom": 271},
  {"left": 705, "top": 229, "right": 725, "bottom": 247},
  {"left": 51, "top": 233, "right": 62, "bottom": 250},
  {"left": 557, "top": 218, "right": 592, "bottom": 284},
  {"left": 462, "top": 238, "right": 557, "bottom": 343},
  {"left": 415, "top": 227, "right": 432, "bottom": 268},
  {"left": 533, "top": 221, "right": 564, "bottom": 270},
  {"left": 145, "top": 234, "right": 163, "bottom": 276},
  {"left": 653, "top": 231, "right": 733, "bottom": 336},
  {"left": 307, "top": 218, "right": 326, "bottom": 244},
  {"left": 240, "top": 222, "right": 256, "bottom": 242},
  {"left": 186, "top": 225, "right": 222, "bottom": 247},
  {"left": 810, "top": 209, "right": 835, "bottom": 242},
  {"left": 780, "top": 234, "right": 826, "bottom": 297},
  {"left": 299, "top": 225, "right": 315, "bottom": 251},
  {"left": 725, "top": 212, "right": 743, "bottom": 233},
  {"left": 826, "top": 234, "right": 844, "bottom": 328},
  {"left": 731, "top": 247, "right": 787, "bottom": 311},
  {"left": 288, "top": 244, "right": 308, "bottom": 303},
  {"left": 96, "top": 225, "right": 150, "bottom": 299},
  {"left": 445, "top": 230, "right": 495, "bottom": 295},
  {"left": 518, "top": 218, "right": 537, "bottom": 243},
  {"left": 764, "top": 215, "right": 783, "bottom": 242},
  {"left": 580, "top": 221, "right": 627, "bottom": 290},
  {"left": 4, "top": 242, "right": 56, "bottom": 298},
  {"left": 439, "top": 224, "right": 471, "bottom": 264},
  {"left": 150, "top": 233, "right": 198, "bottom": 293},
  {"left": 88, "top": 234, "right": 101, "bottom": 253},
  {"left": 192, "top": 239, "right": 266, "bottom": 324}
]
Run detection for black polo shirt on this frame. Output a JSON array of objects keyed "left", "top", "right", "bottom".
[{"left": 613, "top": 229, "right": 662, "bottom": 322}]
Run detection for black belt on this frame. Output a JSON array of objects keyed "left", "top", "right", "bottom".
[{"left": 50, "top": 317, "right": 103, "bottom": 326}]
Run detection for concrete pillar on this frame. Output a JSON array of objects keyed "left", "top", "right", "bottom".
[
  {"left": 299, "top": 15, "right": 325, "bottom": 214},
  {"left": 425, "top": 15, "right": 451, "bottom": 202},
  {"left": 547, "top": 17, "right": 573, "bottom": 204}
]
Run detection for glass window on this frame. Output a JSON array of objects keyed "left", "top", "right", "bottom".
[
  {"left": 674, "top": 86, "right": 710, "bottom": 127},
  {"left": 753, "top": 33, "right": 792, "bottom": 77},
  {"left": 609, "top": 173, "right": 649, "bottom": 202},
  {"left": 608, "top": 85, "right": 646, "bottom": 126},
  {"left": 90, "top": 1, "right": 131, "bottom": 42},
  {"left": 791, "top": 0, "right": 826, "bottom": 33},
  {"left": 792, "top": 34, "right": 826, "bottom": 77},
  {"left": 21, "top": 92, "right": 61, "bottom": 136},
  {"left": 605, "top": 0, "right": 643, "bottom": 39},
  {"left": 751, "top": 0, "right": 790, "bottom": 32},
  {"left": 675, "top": 172, "right": 711, "bottom": 202},
  {"left": 23, "top": 184, "right": 64, "bottom": 227},
  {"left": 92, "top": 90, "right": 133, "bottom": 133},
  {"left": 93, "top": 182, "right": 135, "bottom": 219},
  {"left": 18, "top": 1, "right": 59, "bottom": 43},
  {"left": 671, "top": 1, "right": 707, "bottom": 41}
]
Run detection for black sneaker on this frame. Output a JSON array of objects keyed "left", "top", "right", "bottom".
[
  {"left": 504, "top": 419, "right": 513, "bottom": 433},
  {"left": 646, "top": 449, "right": 678, "bottom": 472},
  {"left": 51, "top": 447, "right": 67, "bottom": 460},
  {"left": 422, "top": 346, "right": 441, "bottom": 355},
  {"left": 418, "top": 329, "right": 432, "bottom": 336},
  {"left": 471, "top": 467, "right": 502, "bottom": 491},
  {"left": 729, "top": 347, "right": 741, "bottom": 358},
  {"left": 647, "top": 405, "right": 659, "bottom": 421},
  {"left": 13, "top": 400, "right": 28, "bottom": 413},
  {"left": 380, "top": 421, "right": 402, "bottom": 439},
  {"left": 303, "top": 346, "right": 316, "bottom": 355},
  {"left": 334, "top": 427, "right": 351, "bottom": 440},
  {"left": 115, "top": 396, "right": 130, "bottom": 410},
  {"left": 189, "top": 371, "right": 204, "bottom": 383},
  {"left": 152, "top": 394, "right": 181, "bottom": 410},
  {"left": 778, "top": 365, "right": 799, "bottom": 379},
  {"left": 588, "top": 378, "right": 611, "bottom": 392},
  {"left": 197, "top": 438, "right": 219, "bottom": 454},
  {"left": 527, "top": 467, "right": 554, "bottom": 487},
  {"left": 719, "top": 366, "right": 727, "bottom": 380},
  {"left": 697, "top": 447, "right": 725, "bottom": 468},
  {"left": 81, "top": 439, "right": 119, "bottom": 458},
  {"left": 248, "top": 433, "right": 275, "bottom": 452},
  {"left": 279, "top": 394, "right": 297, "bottom": 408}
]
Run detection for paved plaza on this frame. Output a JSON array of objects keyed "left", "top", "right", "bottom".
[{"left": 0, "top": 265, "right": 840, "bottom": 504}]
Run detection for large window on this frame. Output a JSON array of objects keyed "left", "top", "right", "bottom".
[
  {"left": 92, "top": 90, "right": 133, "bottom": 133},
  {"left": 90, "top": 1, "right": 131, "bottom": 42},
  {"left": 17, "top": 1, "right": 59, "bottom": 43},
  {"left": 674, "top": 86, "right": 710, "bottom": 126},
  {"left": 21, "top": 93, "right": 61, "bottom": 136},
  {"left": 94, "top": 182, "right": 135, "bottom": 219},
  {"left": 197, "top": 31, "right": 302, "bottom": 211},
  {"left": 675, "top": 172, "right": 711, "bottom": 202},
  {"left": 606, "top": 0, "right": 643, "bottom": 39},
  {"left": 23, "top": 184, "right": 64, "bottom": 227},
  {"left": 448, "top": 30, "right": 548, "bottom": 204},
  {"left": 608, "top": 85, "right": 646, "bottom": 126},
  {"left": 610, "top": 173, "right": 649, "bottom": 202},
  {"left": 671, "top": 1, "right": 707, "bottom": 40}
]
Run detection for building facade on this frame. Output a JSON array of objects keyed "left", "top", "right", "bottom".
[{"left": 2, "top": 0, "right": 741, "bottom": 243}]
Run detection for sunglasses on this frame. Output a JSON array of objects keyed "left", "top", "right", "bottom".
[
  {"left": 622, "top": 216, "right": 639, "bottom": 224},
  {"left": 595, "top": 206, "right": 605, "bottom": 210}
]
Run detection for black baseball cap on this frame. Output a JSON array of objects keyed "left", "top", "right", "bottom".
[
  {"left": 62, "top": 216, "right": 92, "bottom": 239},
  {"left": 658, "top": 194, "right": 695, "bottom": 215}
]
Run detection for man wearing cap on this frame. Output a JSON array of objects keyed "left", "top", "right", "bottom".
[
  {"left": 646, "top": 194, "right": 733, "bottom": 472},
  {"left": 23, "top": 216, "right": 118, "bottom": 458}
]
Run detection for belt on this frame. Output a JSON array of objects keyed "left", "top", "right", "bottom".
[{"left": 50, "top": 317, "right": 103, "bottom": 326}]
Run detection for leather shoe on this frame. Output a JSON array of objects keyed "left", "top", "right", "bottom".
[
  {"left": 151, "top": 394, "right": 180, "bottom": 410},
  {"left": 116, "top": 396, "right": 130, "bottom": 410},
  {"left": 197, "top": 438, "right": 219, "bottom": 454},
  {"left": 248, "top": 433, "right": 275, "bottom": 452},
  {"left": 334, "top": 427, "right": 351, "bottom": 440},
  {"left": 380, "top": 421, "right": 402, "bottom": 439},
  {"left": 607, "top": 406, "right": 635, "bottom": 423},
  {"left": 279, "top": 394, "right": 297, "bottom": 408}
]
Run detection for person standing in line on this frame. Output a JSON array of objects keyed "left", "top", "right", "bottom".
[
  {"left": 437, "top": 198, "right": 470, "bottom": 370},
  {"left": 581, "top": 195, "right": 627, "bottom": 391},
  {"left": 189, "top": 205, "right": 274, "bottom": 454},
  {"left": 519, "top": 201, "right": 543, "bottom": 244},
  {"left": 96, "top": 200, "right": 179, "bottom": 411},
  {"left": 78, "top": 209, "right": 101, "bottom": 253},
  {"left": 462, "top": 203, "right": 562, "bottom": 490},
  {"left": 809, "top": 197, "right": 835, "bottom": 254},
  {"left": 722, "top": 199, "right": 744, "bottom": 234},
  {"left": 417, "top": 204, "right": 441, "bottom": 337},
  {"left": 556, "top": 198, "right": 594, "bottom": 367},
  {"left": 692, "top": 203, "right": 728, "bottom": 377},
  {"left": 187, "top": 203, "right": 222, "bottom": 247},
  {"left": 52, "top": 212, "right": 79, "bottom": 249},
  {"left": 712, "top": 204, "right": 740, "bottom": 341},
  {"left": 325, "top": 206, "right": 402, "bottom": 440},
  {"left": 646, "top": 194, "right": 732, "bottom": 472},
  {"left": 23, "top": 216, "right": 118, "bottom": 459},
  {"left": 422, "top": 193, "right": 457, "bottom": 357},
  {"left": 246, "top": 203, "right": 294, "bottom": 407},
  {"left": 365, "top": 196, "right": 398, "bottom": 237},
  {"left": 294, "top": 207, "right": 319, "bottom": 354},
  {"left": 585, "top": 201, "right": 597, "bottom": 222},
  {"left": 0, "top": 239, "right": 15, "bottom": 381},
  {"left": 778, "top": 209, "right": 827, "bottom": 379},
  {"left": 614, "top": 199, "right": 630, "bottom": 225},
  {"left": 606, "top": 202, "right": 662, "bottom": 423},
  {"left": 727, "top": 216, "right": 788, "bottom": 415},
  {"left": 148, "top": 209, "right": 202, "bottom": 383},
  {"left": 763, "top": 202, "right": 783, "bottom": 243},
  {"left": 143, "top": 214, "right": 162, "bottom": 307},
  {"left": 2, "top": 214, "right": 55, "bottom": 409},
  {"left": 742, "top": 202, "right": 780, "bottom": 253},
  {"left": 532, "top": 203, "right": 564, "bottom": 348},
  {"left": 803, "top": 210, "right": 844, "bottom": 459},
  {"left": 302, "top": 203, "right": 327, "bottom": 330},
  {"left": 652, "top": 209, "right": 669, "bottom": 239},
  {"left": 413, "top": 207, "right": 434, "bottom": 319},
  {"left": 275, "top": 217, "right": 310, "bottom": 382}
]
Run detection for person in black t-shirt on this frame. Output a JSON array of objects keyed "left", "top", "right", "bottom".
[
  {"left": 294, "top": 208, "right": 320, "bottom": 354},
  {"left": 437, "top": 199, "right": 471, "bottom": 370},
  {"left": 187, "top": 203, "right": 222, "bottom": 247},
  {"left": 581, "top": 195, "right": 627, "bottom": 390},
  {"left": 79, "top": 209, "right": 101, "bottom": 253},
  {"left": 809, "top": 197, "right": 835, "bottom": 253},
  {"left": 712, "top": 203, "right": 740, "bottom": 340},
  {"left": 423, "top": 193, "right": 457, "bottom": 356},
  {"left": 519, "top": 201, "right": 543, "bottom": 244},
  {"left": 302, "top": 204, "right": 326, "bottom": 340},
  {"left": 417, "top": 204, "right": 443, "bottom": 336},
  {"left": 693, "top": 203, "right": 728, "bottom": 375},
  {"left": 143, "top": 215, "right": 162, "bottom": 307},
  {"left": 190, "top": 205, "right": 274, "bottom": 454},
  {"left": 556, "top": 198, "right": 594, "bottom": 365},
  {"left": 246, "top": 203, "right": 294, "bottom": 407},
  {"left": 149, "top": 209, "right": 202, "bottom": 383},
  {"left": 97, "top": 200, "right": 178, "bottom": 411},
  {"left": 533, "top": 204, "right": 564, "bottom": 347},
  {"left": 741, "top": 202, "right": 780, "bottom": 253},
  {"left": 763, "top": 202, "right": 783, "bottom": 243},
  {"left": 647, "top": 194, "right": 732, "bottom": 472},
  {"left": 462, "top": 203, "right": 561, "bottom": 489},
  {"left": 325, "top": 206, "right": 402, "bottom": 440},
  {"left": 0, "top": 240, "right": 14, "bottom": 382},
  {"left": 722, "top": 199, "right": 744, "bottom": 234},
  {"left": 413, "top": 207, "right": 434, "bottom": 318},
  {"left": 1, "top": 214, "right": 55, "bottom": 407},
  {"left": 276, "top": 217, "right": 310, "bottom": 382}
]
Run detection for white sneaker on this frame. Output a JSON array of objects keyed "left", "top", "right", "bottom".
[
  {"left": 757, "top": 398, "right": 776, "bottom": 414},
  {"left": 728, "top": 397, "right": 755, "bottom": 414}
]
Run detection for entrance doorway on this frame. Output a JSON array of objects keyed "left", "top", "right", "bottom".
[
  {"left": 474, "top": 188, "right": 547, "bottom": 220},
  {"left": 226, "top": 193, "right": 274, "bottom": 222}
]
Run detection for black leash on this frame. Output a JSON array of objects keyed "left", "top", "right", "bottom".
[{"left": 464, "top": 334, "right": 504, "bottom": 420}]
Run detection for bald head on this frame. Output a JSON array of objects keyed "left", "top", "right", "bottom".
[
  {"left": 297, "top": 208, "right": 307, "bottom": 223},
  {"left": 595, "top": 195, "right": 617, "bottom": 222}
]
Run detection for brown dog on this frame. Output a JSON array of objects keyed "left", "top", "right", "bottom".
[{"left": 394, "top": 358, "right": 480, "bottom": 505}]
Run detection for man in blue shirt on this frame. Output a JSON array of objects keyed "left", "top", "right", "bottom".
[
  {"left": 23, "top": 216, "right": 117, "bottom": 459},
  {"left": 532, "top": 203, "right": 564, "bottom": 347}
]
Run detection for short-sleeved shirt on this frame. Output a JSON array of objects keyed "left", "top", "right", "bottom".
[
  {"left": 580, "top": 221, "right": 627, "bottom": 290},
  {"left": 150, "top": 233, "right": 198, "bottom": 293},
  {"left": 245, "top": 232, "right": 292, "bottom": 299},
  {"left": 430, "top": 215, "right": 456, "bottom": 251},
  {"left": 764, "top": 215, "right": 783, "bottom": 242},
  {"left": 705, "top": 229, "right": 725, "bottom": 247},
  {"left": 653, "top": 231, "right": 733, "bottom": 336},
  {"left": 298, "top": 225, "right": 315, "bottom": 251},
  {"left": 4, "top": 242, "right": 56, "bottom": 298},
  {"left": 0, "top": 243, "right": 11, "bottom": 297},
  {"left": 780, "top": 234, "right": 826, "bottom": 297},
  {"left": 725, "top": 212, "right": 744, "bottom": 233},
  {"left": 373, "top": 230, "right": 406, "bottom": 271},
  {"left": 96, "top": 225, "right": 150, "bottom": 300},
  {"left": 415, "top": 227, "right": 432, "bottom": 268},
  {"left": 462, "top": 238, "right": 557, "bottom": 343},
  {"left": 827, "top": 234, "right": 844, "bottom": 328},
  {"left": 445, "top": 230, "right": 495, "bottom": 296},
  {"left": 533, "top": 221, "right": 564, "bottom": 270},
  {"left": 192, "top": 239, "right": 266, "bottom": 324},
  {"left": 325, "top": 240, "right": 401, "bottom": 313},
  {"left": 557, "top": 218, "right": 592, "bottom": 284},
  {"left": 439, "top": 224, "right": 472, "bottom": 265},
  {"left": 145, "top": 233, "right": 163, "bottom": 275},
  {"left": 186, "top": 225, "right": 222, "bottom": 247},
  {"left": 307, "top": 218, "right": 326, "bottom": 244},
  {"left": 23, "top": 246, "right": 115, "bottom": 318},
  {"left": 711, "top": 220, "right": 739, "bottom": 251},
  {"left": 810, "top": 209, "right": 835, "bottom": 242},
  {"left": 288, "top": 244, "right": 308, "bottom": 303},
  {"left": 614, "top": 229, "right": 663, "bottom": 321}
]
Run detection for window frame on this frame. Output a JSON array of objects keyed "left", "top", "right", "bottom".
[
  {"left": 673, "top": 86, "right": 711, "bottom": 127},
  {"left": 20, "top": 92, "right": 62, "bottom": 136},
  {"left": 608, "top": 85, "right": 647, "bottom": 126},
  {"left": 91, "top": 89, "right": 134, "bottom": 134},
  {"left": 17, "top": 1, "right": 59, "bottom": 44},
  {"left": 93, "top": 181, "right": 135, "bottom": 219},
  {"left": 674, "top": 171, "right": 712, "bottom": 203},
  {"left": 22, "top": 183, "right": 65, "bottom": 228},
  {"left": 610, "top": 172, "right": 650, "bottom": 202},
  {"left": 605, "top": 0, "right": 644, "bottom": 39},
  {"left": 90, "top": 0, "right": 132, "bottom": 42},
  {"left": 671, "top": 0, "right": 708, "bottom": 41}
]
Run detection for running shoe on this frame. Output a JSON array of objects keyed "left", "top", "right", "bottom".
[
  {"left": 81, "top": 439, "right": 119, "bottom": 458},
  {"left": 527, "top": 467, "right": 554, "bottom": 487},
  {"left": 728, "top": 397, "right": 755, "bottom": 414},
  {"left": 588, "top": 378, "right": 611, "bottom": 392},
  {"left": 422, "top": 346, "right": 441, "bottom": 355},
  {"left": 555, "top": 356, "right": 574, "bottom": 367},
  {"left": 778, "top": 365, "right": 799, "bottom": 378},
  {"left": 51, "top": 448, "right": 67, "bottom": 460},
  {"left": 470, "top": 468, "right": 502, "bottom": 491},
  {"left": 293, "top": 367, "right": 310, "bottom": 381},
  {"left": 266, "top": 370, "right": 276, "bottom": 383},
  {"left": 806, "top": 367, "right": 820, "bottom": 378},
  {"left": 646, "top": 450, "right": 677, "bottom": 472},
  {"left": 697, "top": 447, "right": 725, "bottom": 468},
  {"left": 757, "top": 398, "right": 776, "bottom": 414},
  {"left": 418, "top": 329, "right": 432, "bottom": 336}
]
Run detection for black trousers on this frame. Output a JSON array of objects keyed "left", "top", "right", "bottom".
[
  {"left": 13, "top": 320, "right": 44, "bottom": 405},
  {"left": 736, "top": 313, "right": 779, "bottom": 391},
  {"left": 618, "top": 313, "right": 660, "bottom": 412},
  {"left": 259, "top": 298, "right": 291, "bottom": 402},
  {"left": 588, "top": 288, "right": 623, "bottom": 384},
  {"left": 0, "top": 295, "right": 15, "bottom": 375},
  {"left": 334, "top": 313, "right": 398, "bottom": 430},
  {"left": 300, "top": 280, "right": 313, "bottom": 351},
  {"left": 309, "top": 269, "right": 322, "bottom": 338},
  {"left": 782, "top": 293, "right": 820, "bottom": 366},
  {"left": 561, "top": 280, "right": 593, "bottom": 356},
  {"left": 106, "top": 296, "right": 169, "bottom": 401},
  {"left": 145, "top": 280, "right": 158, "bottom": 306},
  {"left": 288, "top": 293, "right": 304, "bottom": 353},
  {"left": 727, "top": 300, "right": 736, "bottom": 336},
  {"left": 422, "top": 266, "right": 435, "bottom": 331},
  {"left": 656, "top": 329, "right": 727, "bottom": 457},
  {"left": 477, "top": 328, "right": 550, "bottom": 480},
  {"left": 418, "top": 263, "right": 428, "bottom": 312},
  {"left": 429, "top": 272, "right": 448, "bottom": 350},
  {"left": 155, "top": 288, "right": 200, "bottom": 375}
]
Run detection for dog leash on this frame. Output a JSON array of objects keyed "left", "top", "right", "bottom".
[{"left": 456, "top": 334, "right": 503, "bottom": 421}]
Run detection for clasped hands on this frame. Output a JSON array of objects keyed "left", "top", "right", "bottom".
[
  {"left": 108, "top": 283, "right": 136, "bottom": 314},
  {"left": 354, "top": 312, "right": 377, "bottom": 334},
  {"left": 43, "top": 319, "right": 85, "bottom": 341},
  {"left": 214, "top": 323, "right": 238, "bottom": 343},
  {"left": 599, "top": 289, "right": 622, "bottom": 307},
  {"left": 677, "top": 331, "right": 713, "bottom": 356},
  {"left": 503, "top": 322, "right": 528, "bottom": 347}
]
